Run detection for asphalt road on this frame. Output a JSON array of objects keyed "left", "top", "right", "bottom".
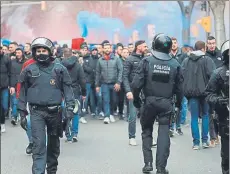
[{"left": 1, "top": 116, "right": 222, "bottom": 174}]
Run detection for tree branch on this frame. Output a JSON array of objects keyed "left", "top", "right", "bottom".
[
  {"left": 188, "top": 1, "right": 195, "bottom": 14},
  {"left": 177, "top": 1, "right": 185, "bottom": 14}
]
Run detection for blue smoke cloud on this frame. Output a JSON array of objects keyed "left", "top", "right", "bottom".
[
  {"left": 1, "top": 39, "right": 11, "bottom": 46},
  {"left": 76, "top": 2, "right": 197, "bottom": 45},
  {"left": 77, "top": 11, "right": 126, "bottom": 38}
]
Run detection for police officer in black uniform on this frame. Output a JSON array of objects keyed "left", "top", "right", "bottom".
[
  {"left": 131, "top": 34, "right": 183, "bottom": 174},
  {"left": 205, "top": 40, "right": 229, "bottom": 174},
  {"left": 17, "top": 37, "right": 75, "bottom": 174}
]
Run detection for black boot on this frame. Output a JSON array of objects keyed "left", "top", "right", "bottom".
[
  {"left": 222, "top": 169, "right": 229, "bottom": 174},
  {"left": 156, "top": 168, "right": 169, "bottom": 174},
  {"left": 142, "top": 163, "right": 153, "bottom": 173},
  {"left": 119, "top": 113, "right": 124, "bottom": 120},
  {"left": 26, "top": 143, "right": 33, "bottom": 155}
]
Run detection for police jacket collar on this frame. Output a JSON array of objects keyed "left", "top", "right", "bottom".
[{"left": 151, "top": 50, "right": 172, "bottom": 61}]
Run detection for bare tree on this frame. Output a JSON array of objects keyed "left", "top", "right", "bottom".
[
  {"left": 208, "top": 1, "right": 226, "bottom": 48},
  {"left": 177, "top": 1, "right": 195, "bottom": 45}
]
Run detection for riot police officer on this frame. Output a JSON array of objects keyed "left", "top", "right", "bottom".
[
  {"left": 205, "top": 40, "right": 229, "bottom": 174},
  {"left": 131, "top": 34, "right": 183, "bottom": 174},
  {"left": 17, "top": 37, "right": 75, "bottom": 174}
]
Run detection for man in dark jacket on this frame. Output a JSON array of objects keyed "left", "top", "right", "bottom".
[
  {"left": 62, "top": 48, "right": 86, "bottom": 142},
  {"left": 169, "top": 37, "right": 187, "bottom": 136},
  {"left": 95, "top": 42, "right": 123, "bottom": 124},
  {"left": 205, "top": 40, "right": 229, "bottom": 174},
  {"left": 88, "top": 46, "right": 104, "bottom": 119},
  {"left": 81, "top": 43, "right": 92, "bottom": 123},
  {"left": 206, "top": 36, "right": 222, "bottom": 68},
  {"left": 123, "top": 40, "right": 147, "bottom": 146},
  {"left": 8, "top": 42, "right": 18, "bottom": 60},
  {"left": 170, "top": 37, "right": 187, "bottom": 64},
  {"left": 24, "top": 43, "right": 33, "bottom": 59},
  {"left": 0, "top": 45, "right": 11, "bottom": 133},
  {"left": 115, "top": 43, "right": 126, "bottom": 119},
  {"left": 206, "top": 36, "right": 223, "bottom": 146},
  {"left": 181, "top": 41, "right": 216, "bottom": 150},
  {"left": 10, "top": 48, "right": 26, "bottom": 125}
]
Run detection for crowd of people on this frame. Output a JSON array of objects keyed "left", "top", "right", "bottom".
[{"left": 0, "top": 35, "right": 228, "bottom": 174}]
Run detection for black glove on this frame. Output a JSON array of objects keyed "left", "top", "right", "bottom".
[
  {"left": 218, "top": 97, "right": 229, "bottom": 106},
  {"left": 19, "top": 111, "right": 28, "bottom": 131},
  {"left": 133, "top": 97, "right": 142, "bottom": 108}
]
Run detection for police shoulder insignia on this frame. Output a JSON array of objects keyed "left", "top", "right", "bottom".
[{"left": 50, "top": 79, "right": 56, "bottom": 85}]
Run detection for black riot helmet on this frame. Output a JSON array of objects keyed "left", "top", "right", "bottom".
[
  {"left": 221, "top": 40, "right": 229, "bottom": 64},
  {"left": 152, "top": 33, "right": 172, "bottom": 54},
  {"left": 31, "top": 37, "right": 54, "bottom": 63}
]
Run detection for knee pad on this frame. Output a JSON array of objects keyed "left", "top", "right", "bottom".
[{"left": 158, "top": 116, "right": 170, "bottom": 125}]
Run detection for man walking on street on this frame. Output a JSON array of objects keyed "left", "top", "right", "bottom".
[
  {"left": 123, "top": 40, "right": 148, "bottom": 146},
  {"left": 95, "top": 42, "right": 123, "bottom": 124},
  {"left": 18, "top": 37, "right": 75, "bottom": 174}
]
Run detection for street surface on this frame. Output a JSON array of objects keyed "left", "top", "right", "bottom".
[{"left": 1, "top": 116, "right": 221, "bottom": 174}]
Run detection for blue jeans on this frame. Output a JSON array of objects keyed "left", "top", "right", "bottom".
[
  {"left": 85, "top": 83, "right": 102, "bottom": 115},
  {"left": 101, "top": 84, "right": 116, "bottom": 117},
  {"left": 26, "top": 114, "right": 33, "bottom": 143},
  {"left": 62, "top": 100, "right": 79, "bottom": 139},
  {"left": 169, "top": 102, "right": 181, "bottom": 130},
  {"left": 10, "top": 93, "right": 18, "bottom": 119},
  {"left": 1, "top": 88, "right": 9, "bottom": 112},
  {"left": 128, "top": 100, "right": 137, "bottom": 139},
  {"left": 1, "top": 88, "right": 9, "bottom": 124},
  {"left": 85, "top": 83, "right": 96, "bottom": 113},
  {"left": 180, "top": 97, "right": 188, "bottom": 124},
  {"left": 189, "top": 98, "right": 209, "bottom": 145}
]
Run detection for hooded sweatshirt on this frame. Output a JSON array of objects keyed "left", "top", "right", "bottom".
[
  {"left": 10, "top": 56, "right": 26, "bottom": 88},
  {"left": 61, "top": 56, "right": 86, "bottom": 97},
  {"left": 181, "top": 50, "right": 216, "bottom": 98}
]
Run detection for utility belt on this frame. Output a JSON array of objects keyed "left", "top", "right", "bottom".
[{"left": 29, "top": 104, "right": 61, "bottom": 113}]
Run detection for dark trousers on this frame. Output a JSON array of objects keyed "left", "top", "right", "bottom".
[
  {"left": 0, "top": 89, "right": 4, "bottom": 124},
  {"left": 140, "top": 96, "right": 172, "bottom": 170},
  {"left": 0, "top": 88, "right": 9, "bottom": 123},
  {"left": 117, "top": 86, "right": 125, "bottom": 115},
  {"left": 30, "top": 106, "right": 62, "bottom": 174},
  {"left": 217, "top": 107, "right": 229, "bottom": 174},
  {"left": 221, "top": 137, "right": 229, "bottom": 174}
]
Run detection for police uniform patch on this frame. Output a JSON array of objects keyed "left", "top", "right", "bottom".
[
  {"left": 152, "top": 64, "right": 170, "bottom": 83},
  {"left": 50, "top": 79, "right": 56, "bottom": 85}
]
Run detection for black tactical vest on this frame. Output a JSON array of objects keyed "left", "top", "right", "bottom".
[
  {"left": 143, "top": 55, "right": 180, "bottom": 98},
  {"left": 26, "top": 63, "right": 63, "bottom": 105},
  {"left": 219, "top": 65, "right": 229, "bottom": 98}
]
